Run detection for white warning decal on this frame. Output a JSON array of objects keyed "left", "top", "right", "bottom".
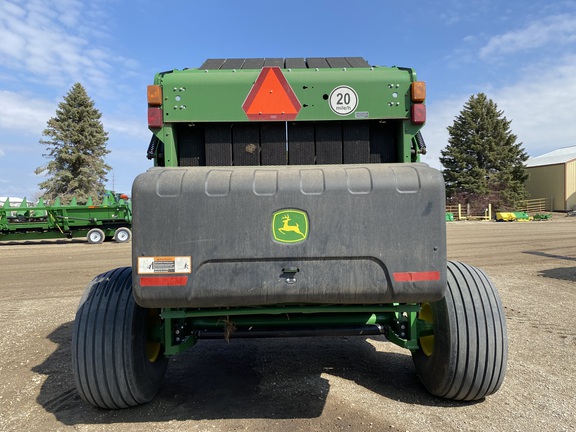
[
  {"left": 138, "top": 256, "right": 192, "bottom": 274},
  {"left": 329, "top": 85, "right": 358, "bottom": 116}
]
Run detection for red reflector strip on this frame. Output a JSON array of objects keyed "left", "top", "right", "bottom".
[
  {"left": 148, "top": 107, "right": 163, "bottom": 128},
  {"left": 140, "top": 276, "right": 188, "bottom": 286},
  {"left": 411, "top": 104, "right": 426, "bottom": 124},
  {"left": 393, "top": 271, "right": 440, "bottom": 282}
]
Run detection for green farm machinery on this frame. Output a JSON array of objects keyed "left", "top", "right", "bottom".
[
  {"left": 72, "top": 58, "right": 508, "bottom": 409},
  {"left": 0, "top": 192, "right": 131, "bottom": 243}
]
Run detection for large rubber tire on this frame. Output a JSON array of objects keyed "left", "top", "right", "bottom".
[
  {"left": 86, "top": 228, "right": 105, "bottom": 244},
  {"left": 113, "top": 227, "right": 132, "bottom": 243},
  {"left": 72, "top": 267, "right": 168, "bottom": 409},
  {"left": 412, "top": 261, "right": 508, "bottom": 401}
]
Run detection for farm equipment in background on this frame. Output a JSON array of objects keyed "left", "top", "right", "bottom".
[
  {"left": 72, "top": 57, "right": 508, "bottom": 409},
  {"left": 0, "top": 191, "right": 131, "bottom": 243}
]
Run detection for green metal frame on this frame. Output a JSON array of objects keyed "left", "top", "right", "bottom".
[
  {"left": 156, "top": 304, "right": 433, "bottom": 356},
  {"left": 150, "top": 64, "right": 425, "bottom": 167},
  {"left": 155, "top": 67, "right": 415, "bottom": 123},
  {"left": 0, "top": 194, "right": 132, "bottom": 242}
]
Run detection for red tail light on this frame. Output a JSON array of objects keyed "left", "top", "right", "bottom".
[
  {"left": 411, "top": 104, "right": 426, "bottom": 124},
  {"left": 148, "top": 107, "right": 163, "bottom": 128}
]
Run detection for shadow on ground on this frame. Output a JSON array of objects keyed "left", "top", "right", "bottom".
[
  {"left": 0, "top": 238, "right": 88, "bottom": 246},
  {"left": 523, "top": 250, "right": 576, "bottom": 263},
  {"left": 33, "top": 321, "right": 474, "bottom": 426},
  {"left": 537, "top": 267, "right": 576, "bottom": 282},
  {"left": 522, "top": 251, "right": 576, "bottom": 281}
]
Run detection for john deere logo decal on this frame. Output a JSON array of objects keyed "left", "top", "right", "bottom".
[{"left": 272, "top": 210, "right": 309, "bottom": 244}]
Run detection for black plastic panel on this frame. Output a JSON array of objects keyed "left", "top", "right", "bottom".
[
  {"left": 178, "top": 123, "right": 205, "bottom": 166},
  {"left": 288, "top": 123, "right": 315, "bottom": 165},
  {"left": 198, "top": 57, "right": 371, "bottom": 70},
  {"left": 260, "top": 123, "right": 286, "bottom": 165},
  {"left": 132, "top": 164, "right": 447, "bottom": 308},
  {"left": 175, "top": 120, "right": 398, "bottom": 167},
  {"left": 232, "top": 123, "right": 260, "bottom": 166},
  {"left": 343, "top": 123, "right": 370, "bottom": 164},
  {"left": 205, "top": 123, "right": 232, "bottom": 166}
]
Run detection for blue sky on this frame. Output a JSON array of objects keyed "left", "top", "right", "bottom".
[{"left": 1, "top": 0, "right": 576, "bottom": 199}]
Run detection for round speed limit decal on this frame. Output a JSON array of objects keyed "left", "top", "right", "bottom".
[{"left": 329, "top": 86, "right": 358, "bottom": 116}]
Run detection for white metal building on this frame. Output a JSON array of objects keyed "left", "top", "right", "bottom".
[{"left": 526, "top": 146, "right": 576, "bottom": 211}]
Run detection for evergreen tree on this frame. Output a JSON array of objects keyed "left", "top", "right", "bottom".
[
  {"left": 36, "top": 83, "right": 110, "bottom": 204},
  {"left": 440, "top": 93, "right": 528, "bottom": 211}
]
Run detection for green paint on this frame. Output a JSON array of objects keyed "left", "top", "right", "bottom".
[
  {"left": 272, "top": 209, "right": 309, "bottom": 243},
  {"left": 0, "top": 192, "right": 131, "bottom": 242},
  {"left": 159, "top": 304, "right": 425, "bottom": 356}
]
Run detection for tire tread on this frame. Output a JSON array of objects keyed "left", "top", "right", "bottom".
[
  {"left": 72, "top": 267, "right": 167, "bottom": 409},
  {"left": 413, "top": 261, "right": 508, "bottom": 401}
]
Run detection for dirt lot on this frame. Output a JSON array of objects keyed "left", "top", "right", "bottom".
[{"left": 1, "top": 217, "right": 575, "bottom": 432}]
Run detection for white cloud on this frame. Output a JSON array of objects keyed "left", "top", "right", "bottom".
[
  {"left": 424, "top": 54, "right": 576, "bottom": 169},
  {"left": 0, "top": 90, "right": 55, "bottom": 134},
  {"left": 480, "top": 14, "right": 576, "bottom": 60},
  {"left": 494, "top": 54, "right": 576, "bottom": 157},
  {"left": 0, "top": 0, "right": 136, "bottom": 92},
  {"left": 103, "top": 116, "right": 151, "bottom": 141},
  {"left": 429, "top": 9, "right": 576, "bottom": 168}
]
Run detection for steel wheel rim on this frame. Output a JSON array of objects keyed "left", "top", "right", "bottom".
[
  {"left": 89, "top": 231, "right": 102, "bottom": 243},
  {"left": 419, "top": 303, "right": 435, "bottom": 357},
  {"left": 145, "top": 309, "right": 162, "bottom": 363}
]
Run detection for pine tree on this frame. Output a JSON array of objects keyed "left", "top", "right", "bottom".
[
  {"left": 440, "top": 93, "right": 528, "bottom": 211},
  {"left": 36, "top": 83, "right": 110, "bottom": 204}
]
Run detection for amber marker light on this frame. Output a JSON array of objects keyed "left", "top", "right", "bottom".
[
  {"left": 411, "top": 81, "right": 426, "bottom": 103},
  {"left": 147, "top": 85, "right": 163, "bottom": 106}
]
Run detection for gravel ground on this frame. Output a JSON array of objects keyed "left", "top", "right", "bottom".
[{"left": 0, "top": 215, "right": 575, "bottom": 431}]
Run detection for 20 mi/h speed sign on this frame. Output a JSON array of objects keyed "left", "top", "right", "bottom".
[{"left": 329, "top": 85, "right": 358, "bottom": 116}]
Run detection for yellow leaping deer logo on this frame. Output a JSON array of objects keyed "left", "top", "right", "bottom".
[
  {"left": 278, "top": 214, "right": 305, "bottom": 237},
  {"left": 272, "top": 210, "right": 309, "bottom": 243}
]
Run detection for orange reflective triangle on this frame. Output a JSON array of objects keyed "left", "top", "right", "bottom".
[{"left": 242, "top": 67, "right": 301, "bottom": 120}]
